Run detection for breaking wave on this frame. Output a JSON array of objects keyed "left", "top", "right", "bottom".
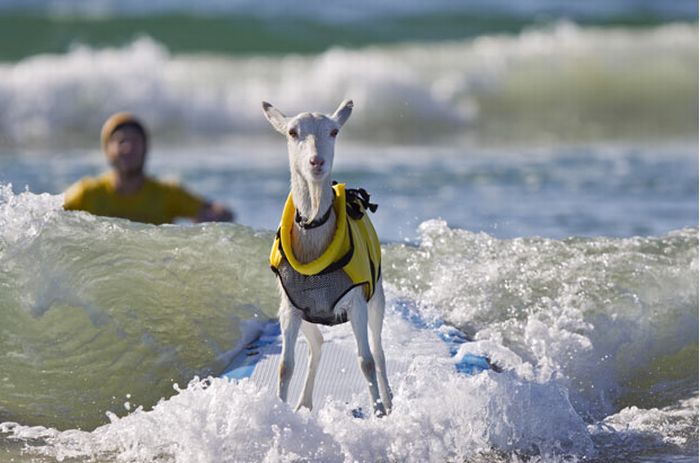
[
  {"left": 0, "top": 22, "right": 696, "bottom": 147},
  {"left": 0, "top": 186, "right": 697, "bottom": 461}
]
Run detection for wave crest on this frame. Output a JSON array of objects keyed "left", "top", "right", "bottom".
[{"left": 0, "top": 22, "right": 696, "bottom": 148}]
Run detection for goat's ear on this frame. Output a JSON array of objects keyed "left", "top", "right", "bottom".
[
  {"left": 262, "top": 101, "right": 288, "bottom": 135},
  {"left": 331, "top": 99, "right": 353, "bottom": 127}
]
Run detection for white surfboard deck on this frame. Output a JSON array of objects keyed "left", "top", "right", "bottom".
[
  {"left": 223, "top": 322, "right": 412, "bottom": 408},
  {"left": 222, "top": 304, "right": 493, "bottom": 408}
]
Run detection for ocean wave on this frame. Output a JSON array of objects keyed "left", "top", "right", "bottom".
[
  {"left": 0, "top": 22, "right": 696, "bottom": 148},
  {"left": 1, "top": 371, "right": 597, "bottom": 463},
  {"left": 386, "top": 219, "right": 699, "bottom": 419},
  {"left": 0, "top": 185, "right": 696, "bottom": 450},
  {"left": 0, "top": 185, "right": 277, "bottom": 429},
  {"left": 0, "top": 183, "right": 697, "bottom": 461}
]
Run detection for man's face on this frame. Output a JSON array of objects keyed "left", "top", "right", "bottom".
[{"left": 105, "top": 126, "right": 146, "bottom": 175}]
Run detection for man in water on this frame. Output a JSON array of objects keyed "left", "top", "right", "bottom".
[{"left": 64, "top": 112, "right": 234, "bottom": 224}]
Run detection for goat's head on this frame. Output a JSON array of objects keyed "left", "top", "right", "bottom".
[{"left": 262, "top": 100, "right": 353, "bottom": 184}]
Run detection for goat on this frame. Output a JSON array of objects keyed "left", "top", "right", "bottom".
[{"left": 262, "top": 99, "right": 392, "bottom": 417}]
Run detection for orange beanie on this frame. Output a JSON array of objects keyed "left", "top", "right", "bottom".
[{"left": 100, "top": 112, "right": 148, "bottom": 151}]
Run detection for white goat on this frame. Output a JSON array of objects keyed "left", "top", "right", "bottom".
[{"left": 262, "top": 99, "right": 392, "bottom": 417}]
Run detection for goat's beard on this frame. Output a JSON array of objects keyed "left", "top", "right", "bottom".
[
  {"left": 291, "top": 168, "right": 331, "bottom": 220},
  {"left": 306, "top": 178, "right": 327, "bottom": 218}
]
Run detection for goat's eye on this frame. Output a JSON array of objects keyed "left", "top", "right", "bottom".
[
  {"left": 288, "top": 128, "right": 298, "bottom": 138},
  {"left": 330, "top": 128, "right": 339, "bottom": 138}
]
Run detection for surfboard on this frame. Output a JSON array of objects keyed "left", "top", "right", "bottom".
[{"left": 222, "top": 300, "right": 495, "bottom": 409}]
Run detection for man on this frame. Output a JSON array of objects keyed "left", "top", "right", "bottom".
[{"left": 64, "top": 112, "right": 234, "bottom": 224}]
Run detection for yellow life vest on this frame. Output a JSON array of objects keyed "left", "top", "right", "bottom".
[{"left": 270, "top": 183, "right": 381, "bottom": 324}]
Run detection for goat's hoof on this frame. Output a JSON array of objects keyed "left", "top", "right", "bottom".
[
  {"left": 294, "top": 403, "right": 312, "bottom": 412},
  {"left": 373, "top": 403, "right": 387, "bottom": 418}
]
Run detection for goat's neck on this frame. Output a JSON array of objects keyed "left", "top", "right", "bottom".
[{"left": 290, "top": 174, "right": 336, "bottom": 264}]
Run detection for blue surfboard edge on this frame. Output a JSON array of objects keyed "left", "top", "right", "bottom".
[
  {"left": 224, "top": 321, "right": 281, "bottom": 380},
  {"left": 392, "top": 298, "right": 495, "bottom": 375}
]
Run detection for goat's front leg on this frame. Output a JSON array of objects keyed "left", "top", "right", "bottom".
[
  {"left": 368, "top": 280, "right": 392, "bottom": 413},
  {"left": 295, "top": 321, "right": 323, "bottom": 411},
  {"left": 278, "top": 302, "right": 301, "bottom": 404},
  {"left": 349, "top": 301, "right": 386, "bottom": 417}
]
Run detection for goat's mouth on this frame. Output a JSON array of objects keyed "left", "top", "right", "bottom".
[{"left": 309, "top": 167, "right": 328, "bottom": 180}]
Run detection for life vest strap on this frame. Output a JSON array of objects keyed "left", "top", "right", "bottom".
[
  {"left": 331, "top": 180, "right": 377, "bottom": 220},
  {"left": 317, "top": 218, "right": 355, "bottom": 275},
  {"left": 345, "top": 187, "right": 378, "bottom": 220}
]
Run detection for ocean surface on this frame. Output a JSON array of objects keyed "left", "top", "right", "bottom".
[{"left": 0, "top": 1, "right": 698, "bottom": 462}]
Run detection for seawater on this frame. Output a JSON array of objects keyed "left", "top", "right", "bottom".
[
  {"left": 0, "top": 22, "right": 696, "bottom": 147},
  {"left": 1, "top": 142, "right": 696, "bottom": 240},
  {"left": 0, "top": 184, "right": 696, "bottom": 462}
]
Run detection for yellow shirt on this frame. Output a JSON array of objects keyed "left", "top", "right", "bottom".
[{"left": 63, "top": 173, "right": 206, "bottom": 225}]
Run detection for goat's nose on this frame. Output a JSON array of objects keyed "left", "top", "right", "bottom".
[{"left": 310, "top": 156, "right": 324, "bottom": 167}]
